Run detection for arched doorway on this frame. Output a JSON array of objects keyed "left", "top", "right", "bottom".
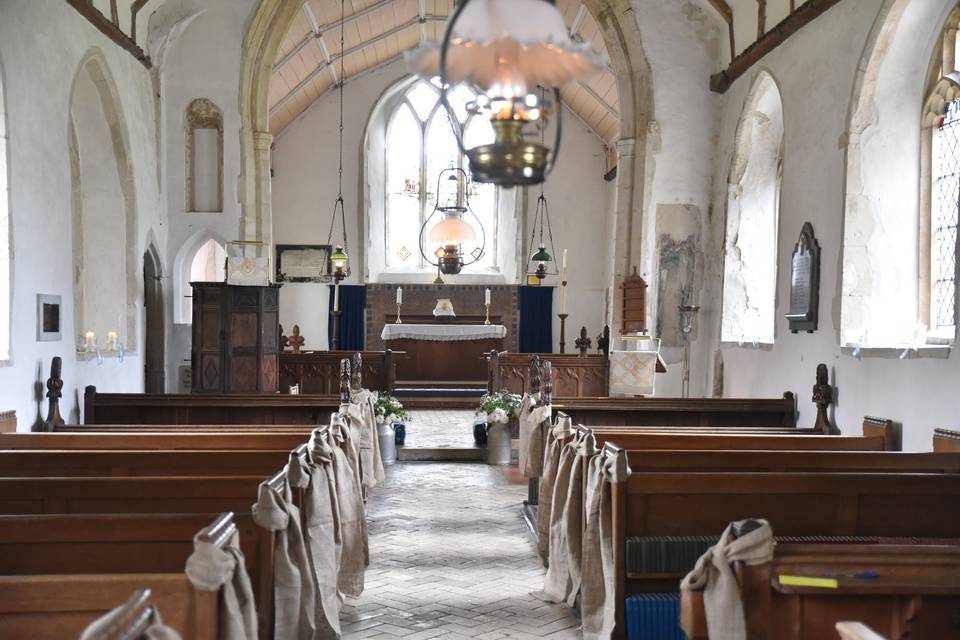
[{"left": 143, "top": 247, "right": 164, "bottom": 393}]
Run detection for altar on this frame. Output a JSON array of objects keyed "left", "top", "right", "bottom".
[{"left": 381, "top": 320, "right": 506, "bottom": 387}]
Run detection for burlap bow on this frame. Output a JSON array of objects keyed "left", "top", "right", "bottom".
[
  {"left": 680, "top": 519, "right": 776, "bottom": 640},
  {"left": 185, "top": 529, "right": 258, "bottom": 640}
]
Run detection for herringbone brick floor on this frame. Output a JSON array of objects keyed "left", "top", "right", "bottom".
[{"left": 342, "top": 462, "right": 580, "bottom": 638}]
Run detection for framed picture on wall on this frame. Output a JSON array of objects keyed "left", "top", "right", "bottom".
[
  {"left": 275, "top": 244, "right": 338, "bottom": 283},
  {"left": 36, "top": 294, "right": 62, "bottom": 342}
]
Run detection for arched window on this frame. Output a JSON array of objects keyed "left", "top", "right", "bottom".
[
  {"left": 0, "top": 62, "right": 10, "bottom": 362},
  {"left": 720, "top": 72, "right": 784, "bottom": 345},
  {"left": 921, "top": 7, "right": 960, "bottom": 342},
  {"left": 177, "top": 237, "right": 225, "bottom": 323},
  {"left": 384, "top": 79, "right": 497, "bottom": 271}
]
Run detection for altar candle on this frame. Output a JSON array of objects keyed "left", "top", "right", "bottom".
[
  {"left": 396, "top": 287, "right": 402, "bottom": 305},
  {"left": 485, "top": 288, "right": 491, "bottom": 306},
  {"left": 334, "top": 282, "right": 340, "bottom": 312},
  {"left": 562, "top": 249, "right": 568, "bottom": 273}
]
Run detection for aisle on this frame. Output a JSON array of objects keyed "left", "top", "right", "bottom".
[{"left": 342, "top": 462, "right": 580, "bottom": 639}]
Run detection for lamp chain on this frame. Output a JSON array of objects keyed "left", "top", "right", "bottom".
[{"left": 326, "top": 0, "right": 348, "bottom": 256}]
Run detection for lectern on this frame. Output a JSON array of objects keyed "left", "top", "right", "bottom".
[{"left": 191, "top": 282, "right": 281, "bottom": 393}]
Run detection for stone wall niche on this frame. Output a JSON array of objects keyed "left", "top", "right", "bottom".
[
  {"left": 720, "top": 71, "right": 784, "bottom": 346},
  {"left": 68, "top": 50, "right": 137, "bottom": 357},
  {"left": 185, "top": 98, "right": 223, "bottom": 213}
]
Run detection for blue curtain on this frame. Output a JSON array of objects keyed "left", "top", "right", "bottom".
[
  {"left": 328, "top": 285, "right": 366, "bottom": 350},
  {"left": 519, "top": 286, "right": 554, "bottom": 353}
]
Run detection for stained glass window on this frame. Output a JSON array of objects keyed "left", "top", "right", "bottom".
[
  {"left": 384, "top": 80, "right": 497, "bottom": 269},
  {"left": 932, "top": 98, "right": 960, "bottom": 333}
]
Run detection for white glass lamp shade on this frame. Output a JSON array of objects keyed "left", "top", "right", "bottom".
[
  {"left": 406, "top": 0, "right": 603, "bottom": 94},
  {"left": 428, "top": 215, "right": 477, "bottom": 245}
]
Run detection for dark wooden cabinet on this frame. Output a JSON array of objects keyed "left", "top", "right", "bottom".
[{"left": 191, "top": 283, "right": 281, "bottom": 394}]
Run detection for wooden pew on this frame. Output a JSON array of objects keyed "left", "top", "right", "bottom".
[
  {"left": 551, "top": 395, "right": 797, "bottom": 427},
  {"left": 0, "top": 512, "right": 255, "bottom": 640},
  {"left": 0, "top": 475, "right": 267, "bottom": 515},
  {"left": 0, "top": 573, "right": 217, "bottom": 640},
  {"left": 609, "top": 461, "right": 960, "bottom": 638},
  {"left": 279, "top": 349, "right": 402, "bottom": 394},
  {"left": 0, "top": 449, "right": 292, "bottom": 477},
  {"left": 55, "top": 424, "right": 315, "bottom": 432},
  {"left": 593, "top": 430, "right": 887, "bottom": 451},
  {"left": 681, "top": 537, "right": 960, "bottom": 639},
  {"left": 934, "top": 428, "right": 960, "bottom": 452},
  {"left": 0, "top": 432, "right": 312, "bottom": 450},
  {"left": 623, "top": 449, "right": 960, "bottom": 474},
  {"left": 83, "top": 386, "right": 340, "bottom": 425}
]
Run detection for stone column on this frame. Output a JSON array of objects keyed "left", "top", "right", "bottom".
[
  {"left": 607, "top": 136, "right": 643, "bottom": 339},
  {"left": 249, "top": 130, "right": 274, "bottom": 277}
]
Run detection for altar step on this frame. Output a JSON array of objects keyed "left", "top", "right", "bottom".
[{"left": 394, "top": 385, "right": 486, "bottom": 402}]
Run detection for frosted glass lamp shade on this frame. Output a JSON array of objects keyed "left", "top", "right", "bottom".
[
  {"left": 406, "top": 0, "right": 603, "bottom": 94},
  {"left": 428, "top": 215, "right": 477, "bottom": 245}
]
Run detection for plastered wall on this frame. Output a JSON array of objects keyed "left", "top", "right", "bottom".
[
  {"left": 704, "top": 0, "right": 960, "bottom": 451},
  {"left": 0, "top": 0, "right": 163, "bottom": 427}
]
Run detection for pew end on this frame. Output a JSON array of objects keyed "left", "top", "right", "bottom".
[
  {"left": 679, "top": 589, "right": 706, "bottom": 640},
  {"left": 934, "top": 428, "right": 960, "bottom": 452},
  {"left": 862, "top": 416, "right": 899, "bottom": 451}
]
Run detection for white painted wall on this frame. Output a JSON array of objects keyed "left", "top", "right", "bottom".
[
  {"left": 704, "top": 0, "right": 960, "bottom": 451},
  {"left": 152, "top": 0, "right": 258, "bottom": 390},
  {"left": 0, "top": 0, "right": 163, "bottom": 427}
]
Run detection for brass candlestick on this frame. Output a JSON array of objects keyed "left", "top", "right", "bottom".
[
  {"left": 395, "top": 303, "right": 403, "bottom": 324},
  {"left": 558, "top": 313, "right": 568, "bottom": 353},
  {"left": 484, "top": 304, "right": 491, "bottom": 325}
]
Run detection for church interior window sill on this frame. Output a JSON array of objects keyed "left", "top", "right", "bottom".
[
  {"left": 76, "top": 350, "right": 131, "bottom": 362},
  {"left": 839, "top": 344, "right": 952, "bottom": 359},
  {"left": 720, "top": 340, "right": 775, "bottom": 350}
]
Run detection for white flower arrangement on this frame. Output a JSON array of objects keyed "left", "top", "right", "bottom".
[
  {"left": 477, "top": 391, "right": 521, "bottom": 424},
  {"left": 373, "top": 394, "right": 408, "bottom": 424}
]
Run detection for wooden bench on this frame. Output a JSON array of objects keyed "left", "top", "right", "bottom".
[
  {"left": 934, "top": 428, "right": 960, "bottom": 452},
  {"left": 0, "top": 432, "right": 312, "bottom": 450},
  {"left": 608, "top": 465, "right": 960, "bottom": 638},
  {"left": 0, "top": 449, "right": 293, "bottom": 477},
  {"left": 55, "top": 424, "right": 316, "bottom": 432},
  {"left": 623, "top": 449, "right": 960, "bottom": 473},
  {"left": 681, "top": 536, "right": 960, "bottom": 639},
  {"left": 0, "top": 475, "right": 268, "bottom": 515},
  {"left": 0, "top": 512, "right": 255, "bottom": 640},
  {"left": 83, "top": 386, "right": 340, "bottom": 425}
]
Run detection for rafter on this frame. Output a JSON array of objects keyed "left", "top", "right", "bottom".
[{"left": 271, "top": 15, "right": 445, "bottom": 116}]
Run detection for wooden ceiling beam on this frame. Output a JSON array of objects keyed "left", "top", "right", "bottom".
[
  {"left": 67, "top": 0, "right": 151, "bottom": 68},
  {"left": 274, "top": 0, "right": 399, "bottom": 72},
  {"left": 710, "top": 0, "right": 844, "bottom": 93},
  {"left": 271, "top": 15, "right": 444, "bottom": 115},
  {"left": 706, "top": 0, "right": 735, "bottom": 62},
  {"left": 302, "top": 3, "right": 339, "bottom": 85}
]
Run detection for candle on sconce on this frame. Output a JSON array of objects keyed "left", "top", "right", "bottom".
[
  {"left": 396, "top": 287, "right": 402, "bottom": 305},
  {"left": 484, "top": 288, "right": 491, "bottom": 306},
  {"left": 84, "top": 331, "right": 96, "bottom": 352},
  {"left": 106, "top": 331, "right": 118, "bottom": 351}
]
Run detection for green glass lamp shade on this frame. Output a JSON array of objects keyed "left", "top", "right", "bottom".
[
  {"left": 331, "top": 245, "right": 349, "bottom": 272},
  {"left": 531, "top": 243, "right": 552, "bottom": 263}
]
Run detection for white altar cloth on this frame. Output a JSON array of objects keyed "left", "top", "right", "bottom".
[{"left": 381, "top": 323, "right": 507, "bottom": 342}]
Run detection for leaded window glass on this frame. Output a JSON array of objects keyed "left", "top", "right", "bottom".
[
  {"left": 932, "top": 98, "right": 960, "bottom": 333},
  {"left": 385, "top": 80, "right": 497, "bottom": 270}
]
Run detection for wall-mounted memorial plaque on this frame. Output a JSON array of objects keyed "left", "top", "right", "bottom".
[
  {"left": 786, "top": 222, "right": 820, "bottom": 333},
  {"left": 275, "top": 244, "right": 337, "bottom": 283}
]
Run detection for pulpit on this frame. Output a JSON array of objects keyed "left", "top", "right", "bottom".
[{"left": 381, "top": 315, "right": 505, "bottom": 387}]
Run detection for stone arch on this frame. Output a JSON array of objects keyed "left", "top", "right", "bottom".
[
  {"left": 720, "top": 70, "right": 784, "bottom": 345},
  {"left": 172, "top": 228, "right": 227, "bottom": 323},
  {"left": 841, "top": 0, "right": 959, "bottom": 348},
  {"left": 238, "top": 0, "right": 652, "bottom": 312},
  {"left": 68, "top": 48, "right": 138, "bottom": 355}
]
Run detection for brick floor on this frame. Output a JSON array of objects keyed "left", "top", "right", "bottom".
[
  {"left": 403, "top": 409, "right": 479, "bottom": 449},
  {"left": 342, "top": 462, "right": 580, "bottom": 638}
]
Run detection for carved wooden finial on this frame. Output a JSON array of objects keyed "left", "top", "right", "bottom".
[
  {"left": 597, "top": 325, "right": 610, "bottom": 359},
  {"left": 529, "top": 354, "right": 542, "bottom": 394},
  {"left": 44, "top": 357, "right": 65, "bottom": 432},
  {"left": 288, "top": 325, "right": 305, "bottom": 353},
  {"left": 339, "top": 358, "right": 351, "bottom": 404},
  {"left": 575, "top": 327, "right": 592, "bottom": 357},
  {"left": 351, "top": 352, "right": 363, "bottom": 390},
  {"left": 542, "top": 361, "right": 553, "bottom": 405},
  {"left": 812, "top": 363, "right": 834, "bottom": 434}
]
